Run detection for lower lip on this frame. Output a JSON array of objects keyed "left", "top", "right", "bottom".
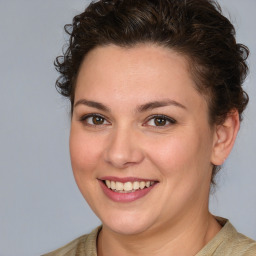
[{"left": 99, "top": 180, "right": 157, "bottom": 203}]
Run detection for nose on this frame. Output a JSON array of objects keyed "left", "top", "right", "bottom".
[{"left": 104, "top": 126, "right": 144, "bottom": 169}]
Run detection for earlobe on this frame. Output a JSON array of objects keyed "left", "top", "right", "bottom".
[{"left": 211, "top": 110, "right": 240, "bottom": 166}]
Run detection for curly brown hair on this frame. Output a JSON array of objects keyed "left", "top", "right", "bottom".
[{"left": 55, "top": 0, "right": 249, "bottom": 183}]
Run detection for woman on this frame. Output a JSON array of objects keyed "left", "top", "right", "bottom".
[{"left": 44, "top": 0, "right": 256, "bottom": 255}]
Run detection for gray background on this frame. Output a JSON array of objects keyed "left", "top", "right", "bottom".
[{"left": 0, "top": 1, "right": 255, "bottom": 255}]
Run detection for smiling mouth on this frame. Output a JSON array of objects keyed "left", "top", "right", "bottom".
[{"left": 103, "top": 180, "right": 157, "bottom": 193}]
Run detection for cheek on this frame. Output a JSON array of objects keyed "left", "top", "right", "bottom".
[
  {"left": 146, "top": 136, "right": 193, "bottom": 168},
  {"left": 69, "top": 127, "right": 104, "bottom": 177},
  {"left": 146, "top": 131, "right": 213, "bottom": 210},
  {"left": 69, "top": 127, "right": 107, "bottom": 208},
  {"left": 144, "top": 130, "right": 212, "bottom": 180}
]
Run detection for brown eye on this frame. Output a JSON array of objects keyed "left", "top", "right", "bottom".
[
  {"left": 80, "top": 114, "right": 110, "bottom": 126},
  {"left": 154, "top": 117, "right": 167, "bottom": 126},
  {"left": 145, "top": 115, "right": 176, "bottom": 128},
  {"left": 92, "top": 116, "right": 104, "bottom": 125}
]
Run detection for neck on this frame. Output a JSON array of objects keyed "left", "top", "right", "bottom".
[{"left": 97, "top": 211, "right": 221, "bottom": 256}]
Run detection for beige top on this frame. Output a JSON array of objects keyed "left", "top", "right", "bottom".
[{"left": 43, "top": 218, "right": 256, "bottom": 256}]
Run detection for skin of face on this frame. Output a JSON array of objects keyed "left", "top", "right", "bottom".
[{"left": 70, "top": 44, "right": 223, "bottom": 242}]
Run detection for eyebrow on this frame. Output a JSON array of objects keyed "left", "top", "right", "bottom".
[
  {"left": 136, "top": 99, "right": 186, "bottom": 112},
  {"left": 74, "top": 99, "right": 111, "bottom": 112},
  {"left": 74, "top": 98, "right": 186, "bottom": 112}
]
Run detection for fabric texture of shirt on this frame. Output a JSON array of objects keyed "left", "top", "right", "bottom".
[{"left": 42, "top": 217, "right": 256, "bottom": 256}]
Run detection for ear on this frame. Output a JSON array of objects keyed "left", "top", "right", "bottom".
[{"left": 211, "top": 110, "right": 240, "bottom": 166}]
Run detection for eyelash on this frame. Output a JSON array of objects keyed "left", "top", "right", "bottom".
[
  {"left": 80, "top": 114, "right": 176, "bottom": 128},
  {"left": 144, "top": 114, "right": 177, "bottom": 128},
  {"left": 80, "top": 113, "right": 110, "bottom": 127}
]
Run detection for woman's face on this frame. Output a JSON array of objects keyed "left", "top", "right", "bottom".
[{"left": 70, "top": 44, "right": 217, "bottom": 235}]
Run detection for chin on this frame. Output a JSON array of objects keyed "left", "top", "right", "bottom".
[
  {"left": 104, "top": 221, "right": 153, "bottom": 236},
  {"left": 99, "top": 210, "right": 158, "bottom": 236}
]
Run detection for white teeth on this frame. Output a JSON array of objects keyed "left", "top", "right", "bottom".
[
  {"left": 110, "top": 181, "right": 116, "bottom": 190},
  {"left": 133, "top": 181, "right": 140, "bottom": 190},
  {"left": 115, "top": 182, "right": 124, "bottom": 191},
  {"left": 123, "top": 182, "right": 133, "bottom": 191},
  {"left": 106, "top": 180, "right": 111, "bottom": 188},
  {"left": 139, "top": 181, "right": 146, "bottom": 189},
  {"left": 104, "top": 180, "right": 156, "bottom": 192}
]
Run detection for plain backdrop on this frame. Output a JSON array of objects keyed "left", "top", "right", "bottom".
[{"left": 0, "top": 1, "right": 255, "bottom": 255}]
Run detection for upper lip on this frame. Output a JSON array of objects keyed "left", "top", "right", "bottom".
[{"left": 99, "top": 176, "right": 158, "bottom": 183}]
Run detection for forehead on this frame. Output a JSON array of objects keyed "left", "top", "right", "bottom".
[{"left": 74, "top": 44, "right": 207, "bottom": 111}]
